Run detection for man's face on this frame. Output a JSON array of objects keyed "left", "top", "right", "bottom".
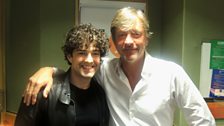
[
  {"left": 67, "top": 43, "right": 100, "bottom": 79},
  {"left": 114, "top": 19, "right": 148, "bottom": 63}
]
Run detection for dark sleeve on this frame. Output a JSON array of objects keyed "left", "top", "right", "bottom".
[
  {"left": 15, "top": 91, "right": 48, "bottom": 126},
  {"left": 14, "top": 99, "right": 36, "bottom": 126}
]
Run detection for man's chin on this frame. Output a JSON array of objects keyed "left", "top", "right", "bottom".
[
  {"left": 123, "top": 55, "right": 138, "bottom": 62},
  {"left": 81, "top": 72, "right": 95, "bottom": 78}
]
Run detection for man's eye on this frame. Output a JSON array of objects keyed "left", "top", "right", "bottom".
[
  {"left": 77, "top": 51, "right": 86, "bottom": 55},
  {"left": 131, "top": 32, "right": 142, "bottom": 38},
  {"left": 92, "top": 51, "right": 100, "bottom": 56},
  {"left": 119, "top": 33, "right": 126, "bottom": 36},
  {"left": 118, "top": 33, "right": 127, "bottom": 38}
]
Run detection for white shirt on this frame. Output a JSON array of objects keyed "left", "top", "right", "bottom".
[{"left": 96, "top": 52, "right": 215, "bottom": 126}]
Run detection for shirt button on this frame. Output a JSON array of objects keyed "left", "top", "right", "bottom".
[
  {"left": 129, "top": 111, "right": 134, "bottom": 118},
  {"left": 130, "top": 98, "right": 135, "bottom": 104}
]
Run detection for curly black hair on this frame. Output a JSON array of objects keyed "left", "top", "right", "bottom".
[{"left": 62, "top": 24, "right": 109, "bottom": 65}]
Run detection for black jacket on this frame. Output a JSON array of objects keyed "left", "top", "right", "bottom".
[{"left": 15, "top": 70, "right": 110, "bottom": 126}]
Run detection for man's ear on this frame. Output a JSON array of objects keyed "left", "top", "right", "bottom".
[
  {"left": 145, "top": 38, "right": 149, "bottom": 47},
  {"left": 67, "top": 54, "right": 72, "bottom": 64}
]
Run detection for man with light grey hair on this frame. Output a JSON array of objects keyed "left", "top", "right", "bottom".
[{"left": 23, "top": 7, "right": 215, "bottom": 126}]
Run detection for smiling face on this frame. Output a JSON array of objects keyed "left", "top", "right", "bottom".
[
  {"left": 114, "top": 19, "right": 148, "bottom": 63},
  {"left": 110, "top": 7, "right": 149, "bottom": 64},
  {"left": 62, "top": 24, "right": 109, "bottom": 80},
  {"left": 67, "top": 43, "right": 100, "bottom": 79}
]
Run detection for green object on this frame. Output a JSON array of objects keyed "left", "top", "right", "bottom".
[{"left": 210, "top": 40, "right": 224, "bottom": 69}]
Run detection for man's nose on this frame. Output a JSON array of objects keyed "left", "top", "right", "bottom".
[
  {"left": 85, "top": 53, "right": 93, "bottom": 62},
  {"left": 124, "top": 34, "right": 134, "bottom": 47}
]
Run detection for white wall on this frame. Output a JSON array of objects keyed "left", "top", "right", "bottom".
[{"left": 80, "top": 0, "right": 145, "bottom": 57}]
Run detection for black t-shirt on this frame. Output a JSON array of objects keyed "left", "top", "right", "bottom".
[{"left": 70, "top": 83, "right": 100, "bottom": 126}]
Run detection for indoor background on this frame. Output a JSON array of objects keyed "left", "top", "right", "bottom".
[{"left": 0, "top": 0, "right": 224, "bottom": 125}]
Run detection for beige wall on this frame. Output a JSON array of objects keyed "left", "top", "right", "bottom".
[
  {"left": 161, "top": 0, "right": 224, "bottom": 125},
  {"left": 0, "top": 0, "right": 6, "bottom": 112},
  {"left": 4, "top": 0, "right": 224, "bottom": 125},
  {"left": 6, "top": 0, "right": 75, "bottom": 112},
  {"left": 0, "top": 0, "right": 3, "bottom": 90}
]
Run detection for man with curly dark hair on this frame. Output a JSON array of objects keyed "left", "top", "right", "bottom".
[{"left": 15, "top": 24, "right": 110, "bottom": 126}]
